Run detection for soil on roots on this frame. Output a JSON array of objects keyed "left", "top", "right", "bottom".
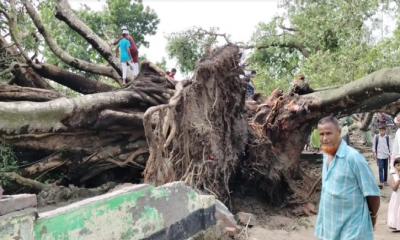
[{"left": 144, "top": 45, "right": 248, "bottom": 202}]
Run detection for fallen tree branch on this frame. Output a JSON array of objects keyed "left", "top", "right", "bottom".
[
  {"left": 55, "top": 0, "right": 121, "bottom": 76},
  {"left": 307, "top": 68, "right": 400, "bottom": 115},
  {"left": 32, "top": 63, "right": 115, "bottom": 94},
  {"left": 377, "top": 99, "right": 400, "bottom": 116},
  {"left": 0, "top": 84, "right": 62, "bottom": 101},
  {"left": 23, "top": 0, "right": 120, "bottom": 81},
  {"left": 23, "top": 153, "right": 65, "bottom": 176},
  {"left": 3, "top": 171, "right": 49, "bottom": 191},
  {"left": 0, "top": 36, "right": 52, "bottom": 89}
]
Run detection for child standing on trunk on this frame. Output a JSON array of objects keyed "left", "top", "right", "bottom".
[{"left": 388, "top": 157, "right": 400, "bottom": 231}]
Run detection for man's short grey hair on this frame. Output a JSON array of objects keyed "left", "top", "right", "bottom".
[{"left": 318, "top": 116, "right": 340, "bottom": 129}]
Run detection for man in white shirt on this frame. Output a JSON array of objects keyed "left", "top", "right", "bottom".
[{"left": 373, "top": 124, "right": 391, "bottom": 188}]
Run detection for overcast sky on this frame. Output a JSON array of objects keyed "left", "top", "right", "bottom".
[{"left": 69, "top": 0, "right": 280, "bottom": 74}]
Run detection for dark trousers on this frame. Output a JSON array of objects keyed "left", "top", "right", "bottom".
[{"left": 377, "top": 158, "right": 388, "bottom": 183}]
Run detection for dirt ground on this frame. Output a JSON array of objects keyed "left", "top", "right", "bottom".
[{"left": 246, "top": 131, "right": 400, "bottom": 240}]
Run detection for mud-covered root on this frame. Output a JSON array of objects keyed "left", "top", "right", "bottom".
[{"left": 143, "top": 45, "right": 248, "bottom": 202}]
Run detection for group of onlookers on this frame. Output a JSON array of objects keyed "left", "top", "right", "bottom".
[{"left": 374, "top": 115, "right": 400, "bottom": 231}]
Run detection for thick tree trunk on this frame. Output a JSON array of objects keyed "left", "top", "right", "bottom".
[
  {"left": 0, "top": 67, "right": 172, "bottom": 186},
  {"left": 32, "top": 63, "right": 114, "bottom": 94},
  {"left": 0, "top": 84, "right": 62, "bottom": 101}
]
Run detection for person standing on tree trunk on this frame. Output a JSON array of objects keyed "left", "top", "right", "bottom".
[
  {"left": 315, "top": 116, "right": 380, "bottom": 240},
  {"left": 372, "top": 124, "right": 391, "bottom": 189},
  {"left": 114, "top": 26, "right": 139, "bottom": 82},
  {"left": 115, "top": 29, "right": 132, "bottom": 85}
]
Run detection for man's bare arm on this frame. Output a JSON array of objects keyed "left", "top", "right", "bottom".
[
  {"left": 366, "top": 196, "right": 380, "bottom": 227},
  {"left": 112, "top": 36, "right": 123, "bottom": 46}
]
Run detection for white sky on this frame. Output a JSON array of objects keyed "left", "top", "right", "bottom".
[{"left": 69, "top": 0, "right": 280, "bottom": 75}]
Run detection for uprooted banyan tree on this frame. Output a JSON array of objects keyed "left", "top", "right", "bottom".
[{"left": 1, "top": 0, "right": 400, "bottom": 207}]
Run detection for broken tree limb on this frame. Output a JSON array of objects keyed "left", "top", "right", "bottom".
[
  {"left": 0, "top": 84, "right": 62, "bottom": 102},
  {"left": 32, "top": 63, "right": 114, "bottom": 94},
  {"left": 0, "top": 35, "right": 51, "bottom": 89},
  {"left": 308, "top": 68, "right": 400, "bottom": 115},
  {"left": 23, "top": 153, "right": 65, "bottom": 176},
  {"left": 3, "top": 171, "right": 48, "bottom": 191}
]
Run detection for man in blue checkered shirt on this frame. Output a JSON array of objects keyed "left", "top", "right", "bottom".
[{"left": 315, "top": 116, "right": 380, "bottom": 240}]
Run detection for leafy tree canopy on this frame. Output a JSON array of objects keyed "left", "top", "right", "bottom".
[
  {"left": 250, "top": 0, "right": 399, "bottom": 94},
  {"left": 166, "top": 27, "right": 227, "bottom": 74}
]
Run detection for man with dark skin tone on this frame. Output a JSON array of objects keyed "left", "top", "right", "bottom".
[{"left": 315, "top": 116, "right": 380, "bottom": 240}]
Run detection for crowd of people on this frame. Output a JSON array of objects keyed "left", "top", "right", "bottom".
[{"left": 315, "top": 115, "right": 400, "bottom": 239}]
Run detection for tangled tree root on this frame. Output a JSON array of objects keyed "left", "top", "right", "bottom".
[
  {"left": 144, "top": 45, "right": 248, "bottom": 202},
  {"left": 143, "top": 45, "right": 322, "bottom": 213}
]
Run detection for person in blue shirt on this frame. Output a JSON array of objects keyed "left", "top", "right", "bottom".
[
  {"left": 315, "top": 116, "right": 380, "bottom": 240},
  {"left": 116, "top": 29, "right": 132, "bottom": 84}
]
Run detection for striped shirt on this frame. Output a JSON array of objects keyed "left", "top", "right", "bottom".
[{"left": 315, "top": 140, "right": 380, "bottom": 240}]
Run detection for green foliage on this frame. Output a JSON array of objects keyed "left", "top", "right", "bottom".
[
  {"left": 106, "top": 0, "right": 159, "bottom": 47},
  {"left": 166, "top": 27, "right": 222, "bottom": 74},
  {"left": 0, "top": 144, "right": 18, "bottom": 187},
  {"left": 249, "top": 0, "right": 398, "bottom": 94}
]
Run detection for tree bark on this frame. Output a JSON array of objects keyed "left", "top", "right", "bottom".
[
  {"left": 378, "top": 99, "right": 400, "bottom": 116},
  {"left": 0, "top": 69, "right": 173, "bottom": 185},
  {"left": 0, "top": 84, "right": 62, "bottom": 101},
  {"left": 360, "top": 112, "right": 373, "bottom": 131},
  {"left": 32, "top": 63, "right": 114, "bottom": 94}
]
